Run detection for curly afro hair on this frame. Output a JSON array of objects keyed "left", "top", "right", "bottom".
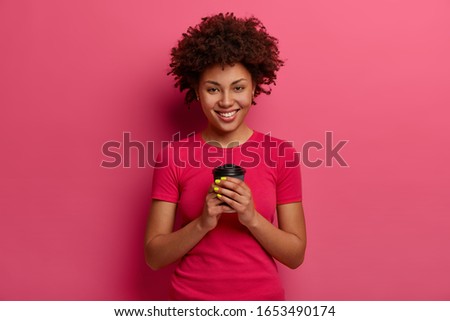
[{"left": 168, "top": 12, "right": 284, "bottom": 105}]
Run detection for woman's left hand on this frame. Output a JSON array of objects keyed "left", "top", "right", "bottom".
[{"left": 213, "top": 176, "right": 257, "bottom": 227}]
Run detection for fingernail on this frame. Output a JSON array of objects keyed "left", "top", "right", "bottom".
[
  {"left": 213, "top": 187, "right": 219, "bottom": 192},
  {"left": 220, "top": 177, "right": 227, "bottom": 180},
  {"left": 216, "top": 194, "right": 222, "bottom": 198},
  {"left": 215, "top": 179, "right": 221, "bottom": 184}
]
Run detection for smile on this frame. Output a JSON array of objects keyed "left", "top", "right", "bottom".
[{"left": 215, "top": 109, "right": 239, "bottom": 119}]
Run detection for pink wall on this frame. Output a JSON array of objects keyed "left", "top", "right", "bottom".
[{"left": 1, "top": 0, "right": 449, "bottom": 300}]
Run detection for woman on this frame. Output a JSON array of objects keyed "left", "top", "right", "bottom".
[{"left": 145, "top": 12, "right": 306, "bottom": 300}]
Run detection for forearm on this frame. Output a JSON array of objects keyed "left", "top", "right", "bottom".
[
  {"left": 145, "top": 217, "right": 208, "bottom": 270},
  {"left": 246, "top": 212, "right": 306, "bottom": 269}
]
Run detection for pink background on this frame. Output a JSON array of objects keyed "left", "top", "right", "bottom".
[{"left": 1, "top": 0, "right": 449, "bottom": 300}]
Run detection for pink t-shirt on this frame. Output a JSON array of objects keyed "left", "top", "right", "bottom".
[{"left": 151, "top": 130, "right": 302, "bottom": 300}]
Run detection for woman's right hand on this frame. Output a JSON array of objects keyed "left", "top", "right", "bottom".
[{"left": 198, "top": 183, "right": 226, "bottom": 231}]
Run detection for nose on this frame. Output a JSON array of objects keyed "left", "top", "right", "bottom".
[{"left": 218, "top": 90, "right": 234, "bottom": 108}]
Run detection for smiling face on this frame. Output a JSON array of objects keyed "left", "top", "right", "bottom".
[{"left": 196, "top": 63, "right": 255, "bottom": 143}]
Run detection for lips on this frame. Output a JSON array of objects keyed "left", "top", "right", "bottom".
[{"left": 215, "top": 109, "right": 239, "bottom": 121}]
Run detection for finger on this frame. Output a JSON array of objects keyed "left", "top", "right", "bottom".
[
  {"left": 216, "top": 190, "right": 242, "bottom": 206},
  {"left": 215, "top": 184, "right": 250, "bottom": 205},
  {"left": 211, "top": 202, "right": 230, "bottom": 216},
  {"left": 216, "top": 178, "right": 249, "bottom": 197},
  {"left": 218, "top": 176, "right": 242, "bottom": 184},
  {"left": 208, "top": 183, "right": 216, "bottom": 193},
  {"left": 221, "top": 176, "right": 248, "bottom": 188},
  {"left": 217, "top": 193, "right": 240, "bottom": 211},
  {"left": 204, "top": 199, "right": 225, "bottom": 216},
  {"left": 206, "top": 183, "right": 224, "bottom": 198},
  {"left": 206, "top": 191, "right": 217, "bottom": 199},
  {"left": 211, "top": 197, "right": 225, "bottom": 206},
  {"left": 209, "top": 190, "right": 233, "bottom": 206}
]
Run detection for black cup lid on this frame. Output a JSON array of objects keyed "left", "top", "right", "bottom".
[{"left": 212, "top": 164, "right": 246, "bottom": 176}]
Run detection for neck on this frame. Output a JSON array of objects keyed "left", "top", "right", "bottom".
[{"left": 202, "top": 125, "right": 253, "bottom": 148}]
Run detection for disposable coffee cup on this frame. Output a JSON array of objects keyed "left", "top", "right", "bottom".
[{"left": 212, "top": 164, "right": 246, "bottom": 213}]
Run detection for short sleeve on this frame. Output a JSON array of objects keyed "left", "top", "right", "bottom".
[
  {"left": 276, "top": 141, "right": 302, "bottom": 204},
  {"left": 150, "top": 144, "right": 180, "bottom": 203}
]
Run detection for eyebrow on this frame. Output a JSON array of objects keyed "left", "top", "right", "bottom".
[{"left": 204, "top": 78, "right": 248, "bottom": 86}]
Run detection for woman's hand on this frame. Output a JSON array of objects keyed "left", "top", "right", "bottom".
[
  {"left": 199, "top": 183, "right": 228, "bottom": 231},
  {"left": 213, "top": 177, "right": 257, "bottom": 227},
  {"left": 211, "top": 177, "right": 307, "bottom": 269}
]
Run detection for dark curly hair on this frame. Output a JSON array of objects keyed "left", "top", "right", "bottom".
[{"left": 168, "top": 12, "right": 284, "bottom": 105}]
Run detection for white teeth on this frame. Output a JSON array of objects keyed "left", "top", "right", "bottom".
[{"left": 218, "top": 110, "right": 237, "bottom": 118}]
